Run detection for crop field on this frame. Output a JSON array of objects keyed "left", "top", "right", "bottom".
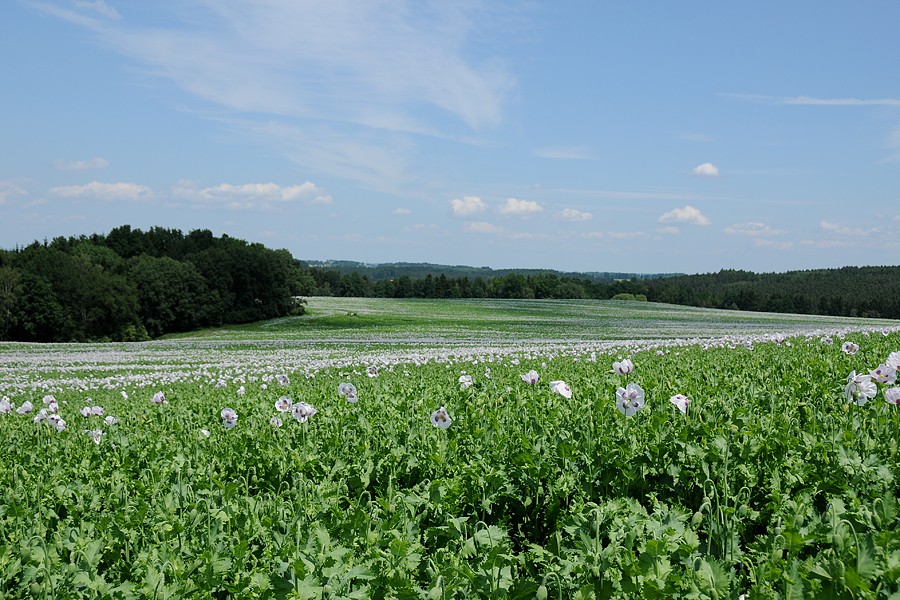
[{"left": 2, "top": 297, "right": 900, "bottom": 599}]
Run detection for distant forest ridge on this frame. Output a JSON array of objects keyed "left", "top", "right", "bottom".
[
  {"left": 1, "top": 225, "right": 898, "bottom": 342},
  {"left": 307, "top": 261, "right": 900, "bottom": 320},
  {"left": 303, "top": 259, "right": 681, "bottom": 283}
]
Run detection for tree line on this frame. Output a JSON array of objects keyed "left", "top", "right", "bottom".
[
  {"left": 0, "top": 226, "right": 311, "bottom": 342},
  {"left": 2, "top": 225, "right": 898, "bottom": 342},
  {"left": 304, "top": 265, "right": 900, "bottom": 320}
]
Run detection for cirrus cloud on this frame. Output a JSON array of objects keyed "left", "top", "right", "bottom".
[{"left": 658, "top": 205, "right": 710, "bottom": 226}]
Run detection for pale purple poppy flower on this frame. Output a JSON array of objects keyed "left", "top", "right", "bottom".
[
  {"left": 884, "top": 387, "right": 900, "bottom": 405},
  {"left": 669, "top": 394, "right": 690, "bottom": 414},
  {"left": 0, "top": 396, "right": 12, "bottom": 414},
  {"left": 613, "top": 359, "right": 634, "bottom": 375},
  {"left": 221, "top": 407, "right": 238, "bottom": 428},
  {"left": 16, "top": 401, "right": 33, "bottom": 415},
  {"left": 459, "top": 375, "right": 473, "bottom": 390},
  {"left": 616, "top": 383, "right": 645, "bottom": 416},
  {"left": 887, "top": 351, "right": 900, "bottom": 373},
  {"left": 870, "top": 364, "right": 897, "bottom": 385},
  {"left": 550, "top": 380, "right": 572, "bottom": 399},
  {"left": 277, "top": 374, "right": 290, "bottom": 386},
  {"left": 338, "top": 383, "right": 358, "bottom": 402},
  {"left": 275, "top": 396, "right": 293, "bottom": 413},
  {"left": 292, "top": 401, "right": 317, "bottom": 423},
  {"left": 270, "top": 416, "right": 283, "bottom": 428},
  {"left": 842, "top": 342, "right": 859, "bottom": 355},
  {"left": 430, "top": 406, "right": 452, "bottom": 429},
  {"left": 521, "top": 370, "right": 539, "bottom": 385},
  {"left": 845, "top": 371, "right": 877, "bottom": 406},
  {"left": 367, "top": 366, "right": 379, "bottom": 378},
  {"left": 151, "top": 391, "right": 167, "bottom": 405}
]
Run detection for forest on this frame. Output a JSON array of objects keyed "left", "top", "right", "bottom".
[
  {"left": 2, "top": 225, "right": 899, "bottom": 342},
  {"left": 0, "top": 226, "right": 312, "bottom": 342}
]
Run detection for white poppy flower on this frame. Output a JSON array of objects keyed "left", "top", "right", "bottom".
[
  {"left": 616, "top": 383, "right": 645, "bottom": 416},
  {"left": 844, "top": 371, "right": 877, "bottom": 406},
  {"left": 338, "top": 383, "right": 358, "bottom": 402},
  {"left": 549, "top": 380, "right": 572, "bottom": 399},
  {"left": 613, "top": 359, "right": 634, "bottom": 375},
  {"left": 884, "top": 387, "right": 900, "bottom": 405},
  {"left": 430, "top": 406, "right": 452, "bottom": 429},
  {"left": 220, "top": 407, "right": 238, "bottom": 428},
  {"left": 669, "top": 394, "right": 690, "bottom": 414},
  {"left": 520, "top": 370, "right": 539, "bottom": 385},
  {"left": 292, "top": 401, "right": 317, "bottom": 423}
]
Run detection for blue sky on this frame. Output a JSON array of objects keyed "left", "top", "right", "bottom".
[{"left": 2, "top": 1, "right": 899, "bottom": 274}]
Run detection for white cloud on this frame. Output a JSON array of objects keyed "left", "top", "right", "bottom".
[
  {"left": 49, "top": 181, "right": 153, "bottom": 201},
  {"left": 692, "top": 162, "right": 720, "bottom": 177},
  {"left": 723, "top": 222, "right": 785, "bottom": 237},
  {"left": 557, "top": 208, "right": 592, "bottom": 222},
  {"left": 54, "top": 157, "right": 109, "bottom": 171},
  {"left": 534, "top": 146, "right": 595, "bottom": 160},
  {"left": 753, "top": 239, "right": 794, "bottom": 250},
  {"left": 723, "top": 93, "right": 900, "bottom": 107},
  {"left": 74, "top": 1, "right": 120, "bottom": 20},
  {"left": 392, "top": 208, "right": 412, "bottom": 215},
  {"left": 879, "top": 126, "right": 900, "bottom": 164},
  {"left": 464, "top": 221, "right": 501, "bottom": 234},
  {"left": 819, "top": 220, "right": 882, "bottom": 237},
  {"left": 450, "top": 196, "right": 487, "bottom": 217},
  {"left": 0, "top": 181, "right": 28, "bottom": 205},
  {"left": 498, "top": 198, "right": 542, "bottom": 215},
  {"left": 41, "top": 2, "right": 513, "bottom": 131},
  {"left": 172, "top": 181, "right": 331, "bottom": 208},
  {"left": 658, "top": 205, "right": 711, "bottom": 226},
  {"left": 657, "top": 226, "right": 680, "bottom": 235}
]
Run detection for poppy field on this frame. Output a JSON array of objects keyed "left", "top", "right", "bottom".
[{"left": 2, "top": 297, "right": 900, "bottom": 599}]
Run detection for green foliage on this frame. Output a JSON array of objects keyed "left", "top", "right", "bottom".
[
  {"left": 0, "top": 227, "right": 311, "bottom": 341},
  {"left": 1, "top": 316, "right": 899, "bottom": 598}
]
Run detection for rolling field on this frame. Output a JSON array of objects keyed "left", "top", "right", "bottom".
[{"left": 2, "top": 297, "right": 900, "bottom": 598}]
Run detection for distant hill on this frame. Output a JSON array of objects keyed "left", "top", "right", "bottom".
[{"left": 302, "top": 260, "right": 681, "bottom": 283}]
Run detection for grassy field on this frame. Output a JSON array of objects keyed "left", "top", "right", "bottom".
[{"left": 2, "top": 298, "right": 900, "bottom": 598}]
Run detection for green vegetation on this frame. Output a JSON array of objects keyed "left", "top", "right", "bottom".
[
  {"left": 1, "top": 297, "right": 899, "bottom": 598},
  {"left": 306, "top": 264, "right": 900, "bottom": 320},
  {"left": 0, "top": 226, "right": 311, "bottom": 342}
]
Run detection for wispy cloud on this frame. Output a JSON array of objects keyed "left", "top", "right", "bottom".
[
  {"left": 392, "top": 208, "right": 412, "bottom": 216},
  {"left": 724, "top": 222, "right": 785, "bottom": 237},
  {"left": 534, "top": 146, "right": 595, "bottom": 160},
  {"left": 54, "top": 157, "right": 109, "bottom": 171},
  {"left": 74, "top": 1, "right": 120, "bottom": 20},
  {"left": 692, "top": 162, "right": 720, "bottom": 177},
  {"left": 49, "top": 181, "right": 153, "bottom": 201},
  {"left": 557, "top": 208, "right": 592, "bottom": 222},
  {"left": 0, "top": 181, "right": 28, "bottom": 205},
  {"left": 819, "top": 220, "right": 883, "bottom": 237},
  {"left": 464, "top": 221, "right": 501, "bottom": 234},
  {"left": 498, "top": 197, "right": 542, "bottom": 215},
  {"left": 879, "top": 126, "right": 900, "bottom": 164},
  {"left": 724, "top": 93, "right": 900, "bottom": 107},
  {"left": 658, "top": 205, "right": 711, "bottom": 226},
  {"left": 172, "top": 181, "right": 331, "bottom": 209},
  {"left": 30, "top": 1, "right": 520, "bottom": 193},
  {"left": 450, "top": 195, "right": 487, "bottom": 217},
  {"left": 35, "top": 1, "right": 514, "bottom": 131}
]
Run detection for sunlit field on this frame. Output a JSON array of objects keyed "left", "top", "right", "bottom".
[{"left": 2, "top": 297, "right": 900, "bottom": 598}]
